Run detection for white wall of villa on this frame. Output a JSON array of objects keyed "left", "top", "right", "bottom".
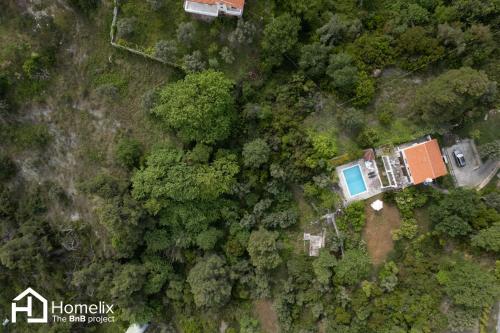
[{"left": 184, "top": 1, "right": 243, "bottom": 17}]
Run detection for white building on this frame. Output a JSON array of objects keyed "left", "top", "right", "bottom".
[{"left": 184, "top": 0, "right": 244, "bottom": 18}]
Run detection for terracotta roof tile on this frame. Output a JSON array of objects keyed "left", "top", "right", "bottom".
[
  {"left": 403, "top": 139, "right": 447, "bottom": 185},
  {"left": 190, "top": 0, "right": 245, "bottom": 9}
]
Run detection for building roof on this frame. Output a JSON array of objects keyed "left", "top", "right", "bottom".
[
  {"left": 363, "top": 149, "right": 375, "bottom": 161},
  {"left": 187, "top": 0, "right": 245, "bottom": 9},
  {"left": 402, "top": 139, "right": 447, "bottom": 185}
]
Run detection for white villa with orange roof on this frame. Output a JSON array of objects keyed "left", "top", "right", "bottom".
[
  {"left": 184, "top": 0, "right": 245, "bottom": 17},
  {"left": 336, "top": 136, "right": 449, "bottom": 202}
]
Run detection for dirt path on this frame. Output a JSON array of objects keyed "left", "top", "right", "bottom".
[
  {"left": 363, "top": 198, "right": 402, "bottom": 265},
  {"left": 254, "top": 299, "right": 279, "bottom": 333}
]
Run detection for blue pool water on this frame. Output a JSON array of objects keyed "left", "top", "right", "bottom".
[{"left": 342, "top": 165, "right": 367, "bottom": 197}]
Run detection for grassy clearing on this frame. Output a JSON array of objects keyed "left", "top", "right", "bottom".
[
  {"left": 363, "top": 196, "right": 402, "bottom": 265},
  {"left": 253, "top": 299, "right": 279, "bottom": 333}
]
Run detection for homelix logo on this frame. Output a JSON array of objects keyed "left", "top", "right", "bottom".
[
  {"left": 51, "top": 301, "right": 115, "bottom": 324},
  {"left": 11, "top": 288, "right": 115, "bottom": 325}
]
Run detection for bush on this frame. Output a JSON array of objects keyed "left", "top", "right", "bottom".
[
  {"left": 261, "top": 13, "right": 301, "bottom": 69},
  {"left": 154, "top": 40, "right": 177, "bottom": 62},
  {"left": 141, "top": 89, "right": 159, "bottom": 113},
  {"left": 183, "top": 51, "right": 206, "bottom": 73},
  {"left": 196, "top": 228, "right": 223, "bottom": 250},
  {"left": 146, "top": 0, "right": 164, "bottom": 10},
  {"left": 68, "top": 0, "right": 99, "bottom": 14},
  {"left": 0, "top": 154, "right": 16, "bottom": 181},
  {"left": 78, "top": 173, "right": 126, "bottom": 199},
  {"left": 261, "top": 209, "right": 298, "bottom": 229},
  {"left": 447, "top": 307, "right": 479, "bottom": 333},
  {"left": 219, "top": 47, "right": 234, "bottom": 64},
  {"left": 228, "top": 19, "right": 256, "bottom": 46},
  {"left": 356, "top": 127, "right": 379, "bottom": 148},
  {"left": 339, "top": 108, "right": 364, "bottom": 133},
  {"left": 116, "top": 18, "right": 135, "bottom": 39},
  {"left": 242, "top": 138, "right": 270, "bottom": 168},
  {"left": 392, "top": 218, "right": 418, "bottom": 240},
  {"left": 299, "top": 43, "right": 330, "bottom": 79},
  {"left": 478, "top": 140, "right": 500, "bottom": 161},
  {"left": 327, "top": 52, "right": 358, "bottom": 94},
  {"left": 353, "top": 71, "right": 375, "bottom": 106},
  {"left": 177, "top": 22, "right": 196, "bottom": 46},
  {"left": 10, "top": 124, "right": 51, "bottom": 149},
  {"left": 334, "top": 249, "right": 371, "bottom": 286},
  {"left": 115, "top": 137, "right": 142, "bottom": 169}
]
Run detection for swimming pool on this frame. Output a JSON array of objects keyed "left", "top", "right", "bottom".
[{"left": 342, "top": 165, "right": 367, "bottom": 197}]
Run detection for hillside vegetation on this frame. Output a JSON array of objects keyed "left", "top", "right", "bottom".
[{"left": 0, "top": 0, "right": 499, "bottom": 332}]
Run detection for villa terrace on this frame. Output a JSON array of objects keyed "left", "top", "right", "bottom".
[
  {"left": 336, "top": 136, "right": 448, "bottom": 203},
  {"left": 336, "top": 149, "right": 383, "bottom": 203}
]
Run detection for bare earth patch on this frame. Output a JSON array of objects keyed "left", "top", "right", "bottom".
[
  {"left": 254, "top": 299, "right": 279, "bottom": 333},
  {"left": 363, "top": 197, "right": 402, "bottom": 265}
]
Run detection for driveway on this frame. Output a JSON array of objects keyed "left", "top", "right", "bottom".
[{"left": 444, "top": 139, "right": 498, "bottom": 188}]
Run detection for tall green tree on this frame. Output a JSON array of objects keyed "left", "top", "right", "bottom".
[
  {"left": 247, "top": 228, "right": 281, "bottom": 271},
  {"left": 334, "top": 249, "right": 371, "bottom": 286},
  {"left": 261, "top": 13, "right": 301, "bottom": 69},
  {"left": 313, "top": 250, "right": 337, "bottom": 285},
  {"left": 412, "top": 67, "right": 496, "bottom": 126},
  {"left": 242, "top": 138, "right": 270, "bottom": 168},
  {"left": 439, "top": 260, "right": 499, "bottom": 309},
  {"left": 132, "top": 147, "right": 239, "bottom": 214},
  {"left": 471, "top": 223, "right": 500, "bottom": 252},
  {"left": 152, "top": 70, "right": 235, "bottom": 143},
  {"left": 187, "top": 255, "right": 232, "bottom": 308}
]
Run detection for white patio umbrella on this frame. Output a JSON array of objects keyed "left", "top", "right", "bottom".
[{"left": 371, "top": 199, "right": 383, "bottom": 211}]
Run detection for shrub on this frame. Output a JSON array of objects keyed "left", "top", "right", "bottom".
[
  {"left": 334, "top": 249, "right": 371, "bottom": 286},
  {"left": 183, "top": 51, "right": 206, "bottom": 73},
  {"left": 261, "top": 209, "right": 298, "bottom": 229},
  {"left": 392, "top": 218, "right": 418, "bottom": 240},
  {"left": 228, "top": 19, "right": 256, "bottom": 46},
  {"left": 196, "top": 228, "right": 223, "bottom": 250},
  {"left": 0, "top": 154, "right": 16, "bottom": 181},
  {"left": 68, "top": 0, "right": 99, "bottom": 14},
  {"left": 242, "top": 138, "right": 270, "bottom": 168},
  {"left": 116, "top": 18, "right": 135, "bottom": 39},
  {"left": 177, "top": 22, "right": 196, "bottom": 46},
  {"left": 299, "top": 43, "right": 330, "bottom": 79},
  {"left": 261, "top": 13, "right": 301, "bottom": 69},
  {"left": 219, "top": 47, "right": 234, "bottom": 64},
  {"left": 353, "top": 71, "right": 375, "bottom": 106},
  {"left": 339, "top": 108, "right": 365, "bottom": 133},
  {"left": 356, "top": 127, "right": 379, "bottom": 148},
  {"left": 146, "top": 0, "right": 164, "bottom": 10},
  {"left": 115, "top": 137, "right": 142, "bottom": 169},
  {"left": 141, "top": 89, "right": 159, "bottom": 113},
  {"left": 479, "top": 140, "right": 500, "bottom": 161},
  {"left": 154, "top": 40, "right": 177, "bottom": 62},
  {"left": 78, "top": 173, "right": 125, "bottom": 199},
  {"left": 327, "top": 52, "right": 358, "bottom": 94},
  {"left": 11, "top": 124, "right": 51, "bottom": 149}
]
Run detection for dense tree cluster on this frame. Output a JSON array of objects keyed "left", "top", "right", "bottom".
[{"left": 1, "top": 0, "right": 499, "bottom": 332}]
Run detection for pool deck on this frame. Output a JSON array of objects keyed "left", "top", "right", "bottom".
[{"left": 336, "top": 159, "right": 383, "bottom": 203}]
